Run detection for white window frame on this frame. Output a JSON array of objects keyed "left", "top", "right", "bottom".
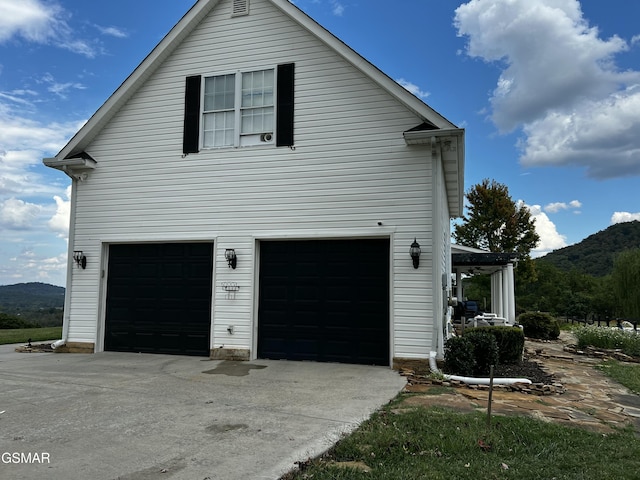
[{"left": 201, "top": 66, "right": 276, "bottom": 149}]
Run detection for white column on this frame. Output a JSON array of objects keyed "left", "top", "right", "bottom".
[
  {"left": 505, "top": 262, "right": 516, "bottom": 324},
  {"left": 495, "top": 269, "right": 503, "bottom": 317},
  {"left": 490, "top": 272, "right": 498, "bottom": 313},
  {"left": 456, "top": 269, "right": 463, "bottom": 302}
]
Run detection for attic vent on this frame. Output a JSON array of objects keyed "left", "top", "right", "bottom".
[{"left": 232, "top": 0, "right": 249, "bottom": 16}]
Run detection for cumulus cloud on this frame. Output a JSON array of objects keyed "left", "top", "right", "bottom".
[
  {"left": 527, "top": 204, "right": 568, "bottom": 256},
  {"left": 48, "top": 185, "right": 71, "bottom": 238},
  {"left": 544, "top": 200, "right": 582, "bottom": 213},
  {"left": 455, "top": 0, "right": 640, "bottom": 179},
  {"left": 0, "top": 197, "right": 42, "bottom": 229},
  {"left": 396, "top": 78, "right": 430, "bottom": 100},
  {"left": 611, "top": 211, "right": 640, "bottom": 224},
  {"left": 0, "top": 102, "right": 82, "bottom": 196},
  {"left": 0, "top": 0, "right": 99, "bottom": 57}
]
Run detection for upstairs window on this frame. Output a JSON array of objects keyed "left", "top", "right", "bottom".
[
  {"left": 202, "top": 69, "right": 274, "bottom": 148},
  {"left": 183, "top": 64, "right": 293, "bottom": 154}
]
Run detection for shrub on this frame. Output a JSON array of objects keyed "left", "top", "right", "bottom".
[
  {"left": 464, "top": 330, "right": 499, "bottom": 375},
  {"left": 0, "top": 313, "right": 37, "bottom": 329},
  {"left": 466, "top": 326, "right": 524, "bottom": 364},
  {"left": 444, "top": 336, "right": 475, "bottom": 376},
  {"left": 518, "top": 312, "right": 560, "bottom": 340}
]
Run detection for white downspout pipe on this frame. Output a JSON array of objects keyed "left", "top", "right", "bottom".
[
  {"left": 52, "top": 177, "right": 79, "bottom": 350},
  {"left": 429, "top": 351, "right": 531, "bottom": 386}
]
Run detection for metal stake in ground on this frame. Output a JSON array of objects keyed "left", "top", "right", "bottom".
[{"left": 487, "top": 365, "right": 494, "bottom": 429}]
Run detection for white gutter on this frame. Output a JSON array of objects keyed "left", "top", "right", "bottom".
[{"left": 429, "top": 351, "right": 531, "bottom": 386}]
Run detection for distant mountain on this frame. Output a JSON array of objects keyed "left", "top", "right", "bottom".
[
  {"left": 537, "top": 221, "right": 640, "bottom": 277},
  {"left": 0, "top": 282, "right": 65, "bottom": 326}
]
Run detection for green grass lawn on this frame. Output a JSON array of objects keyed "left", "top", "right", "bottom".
[
  {"left": 0, "top": 326, "right": 62, "bottom": 345},
  {"left": 597, "top": 360, "right": 640, "bottom": 394},
  {"left": 282, "top": 397, "right": 640, "bottom": 480}
]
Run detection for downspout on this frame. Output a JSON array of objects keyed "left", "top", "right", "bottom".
[
  {"left": 429, "top": 351, "right": 531, "bottom": 386},
  {"left": 52, "top": 176, "right": 78, "bottom": 350},
  {"left": 431, "top": 136, "right": 444, "bottom": 358}
]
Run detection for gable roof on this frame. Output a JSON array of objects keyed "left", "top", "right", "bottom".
[{"left": 45, "top": 0, "right": 464, "bottom": 215}]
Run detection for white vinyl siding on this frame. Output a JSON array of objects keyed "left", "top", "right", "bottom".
[{"left": 64, "top": 0, "right": 444, "bottom": 360}]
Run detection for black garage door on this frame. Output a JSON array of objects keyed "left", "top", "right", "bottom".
[
  {"left": 105, "top": 243, "right": 213, "bottom": 356},
  {"left": 258, "top": 239, "right": 389, "bottom": 365}
]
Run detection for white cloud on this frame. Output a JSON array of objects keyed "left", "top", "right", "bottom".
[
  {"left": 632, "top": 35, "right": 640, "bottom": 46},
  {"left": 0, "top": 102, "right": 82, "bottom": 196},
  {"left": 331, "top": 0, "right": 345, "bottom": 16},
  {"left": 95, "top": 25, "right": 128, "bottom": 39},
  {"left": 611, "top": 211, "right": 640, "bottom": 224},
  {"left": 527, "top": 204, "right": 568, "bottom": 256},
  {"left": 396, "top": 78, "right": 430, "bottom": 100},
  {"left": 455, "top": 0, "right": 640, "bottom": 179},
  {"left": 544, "top": 200, "right": 582, "bottom": 213},
  {"left": 3, "top": 249, "right": 67, "bottom": 285},
  {"left": 0, "top": 197, "right": 42, "bottom": 229},
  {"left": 48, "top": 186, "right": 71, "bottom": 238},
  {"left": 0, "top": 0, "right": 99, "bottom": 57}
]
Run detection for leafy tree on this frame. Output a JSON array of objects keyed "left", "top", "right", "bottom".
[
  {"left": 611, "top": 248, "right": 640, "bottom": 320},
  {"left": 453, "top": 179, "right": 540, "bottom": 257}
]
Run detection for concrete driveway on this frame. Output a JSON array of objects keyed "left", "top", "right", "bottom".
[{"left": 0, "top": 345, "right": 406, "bottom": 480}]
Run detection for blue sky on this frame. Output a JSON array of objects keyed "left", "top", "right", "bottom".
[{"left": 0, "top": 0, "right": 638, "bottom": 286}]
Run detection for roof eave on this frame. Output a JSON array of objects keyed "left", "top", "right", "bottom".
[
  {"left": 44, "top": 155, "right": 97, "bottom": 181},
  {"left": 404, "top": 128, "right": 465, "bottom": 218}
]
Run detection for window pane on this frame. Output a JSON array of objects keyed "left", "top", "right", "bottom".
[
  {"left": 241, "top": 69, "right": 274, "bottom": 108},
  {"left": 204, "top": 74, "right": 235, "bottom": 111},
  {"left": 203, "top": 111, "right": 235, "bottom": 147},
  {"left": 241, "top": 106, "right": 274, "bottom": 134}
]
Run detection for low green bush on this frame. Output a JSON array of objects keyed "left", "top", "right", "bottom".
[
  {"left": 464, "top": 330, "right": 499, "bottom": 375},
  {"left": 444, "top": 336, "right": 475, "bottom": 376},
  {"left": 0, "top": 313, "right": 37, "bottom": 329},
  {"left": 518, "top": 312, "right": 560, "bottom": 340},
  {"left": 466, "top": 326, "right": 524, "bottom": 364}
]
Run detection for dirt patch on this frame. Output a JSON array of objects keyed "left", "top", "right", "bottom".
[{"left": 14, "top": 342, "right": 54, "bottom": 353}]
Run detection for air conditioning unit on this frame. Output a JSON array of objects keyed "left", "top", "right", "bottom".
[{"left": 260, "top": 133, "right": 273, "bottom": 142}]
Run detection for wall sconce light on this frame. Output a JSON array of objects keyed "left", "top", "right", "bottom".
[
  {"left": 409, "top": 238, "right": 421, "bottom": 269},
  {"left": 73, "top": 250, "right": 87, "bottom": 269},
  {"left": 225, "top": 249, "right": 237, "bottom": 269}
]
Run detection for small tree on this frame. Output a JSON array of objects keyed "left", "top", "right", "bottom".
[
  {"left": 611, "top": 248, "right": 640, "bottom": 320},
  {"left": 453, "top": 179, "right": 540, "bottom": 257}
]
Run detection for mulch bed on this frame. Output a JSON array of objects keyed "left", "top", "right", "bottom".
[{"left": 493, "top": 356, "right": 556, "bottom": 385}]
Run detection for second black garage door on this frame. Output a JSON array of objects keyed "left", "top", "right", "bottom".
[
  {"left": 105, "top": 243, "right": 213, "bottom": 356},
  {"left": 258, "top": 239, "right": 390, "bottom": 365}
]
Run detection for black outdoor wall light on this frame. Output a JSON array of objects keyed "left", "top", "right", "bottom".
[
  {"left": 225, "top": 249, "right": 237, "bottom": 269},
  {"left": 73, "top": 250, "right": 87, "bottom": 269},
  {"left": 410, "top": 238, "right": 421, "bottom": 269}
]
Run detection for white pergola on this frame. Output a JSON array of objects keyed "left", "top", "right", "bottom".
[{"left": 451, "top": 244, "right": 518, "bottom": 324}]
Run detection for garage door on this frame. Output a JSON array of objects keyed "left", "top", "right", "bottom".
[
  {"left": 258, "top": 239, "right": 389, "bottom": 365},
  {"left": 105, "top": 243, "right": 213, "bottom": 356}
]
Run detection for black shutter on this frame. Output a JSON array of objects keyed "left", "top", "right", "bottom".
[
  {"left": 276, "top": 63, "right": 294, "bottom": 147},
  {"left": 183, "top": 75, "right": 201, "bottom": 154}
]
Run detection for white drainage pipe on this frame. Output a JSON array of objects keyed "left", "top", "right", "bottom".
[
  {"left": 51, "top": 339, "right": 66, "bottom": 350},
  {"left": 429, "top": 351, "right": 531, "bottom": 386}
]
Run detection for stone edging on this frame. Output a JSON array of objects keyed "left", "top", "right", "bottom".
[{"left": 403, "top": 374, "right": 566, "bottom": 395}]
